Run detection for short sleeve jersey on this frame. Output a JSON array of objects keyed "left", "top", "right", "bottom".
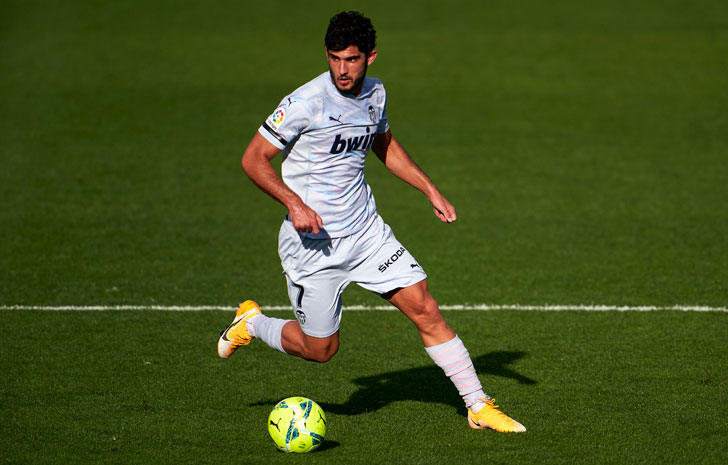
[{"left": 258, "top": 72, "right": 389, "bottom": 239}]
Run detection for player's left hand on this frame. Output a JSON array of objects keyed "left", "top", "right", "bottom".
[{"left": 430, "top": 194, "right": 456, "bottom": 223}]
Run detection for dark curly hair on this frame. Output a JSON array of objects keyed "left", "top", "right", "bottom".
[{"left": 324, "top": 11, "right": 377, "bottom": 55}]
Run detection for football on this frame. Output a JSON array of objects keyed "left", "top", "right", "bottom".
[{"left": 267, "top": 397, "right": 327, "bottom": 453}]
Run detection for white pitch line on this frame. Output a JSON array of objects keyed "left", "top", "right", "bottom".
[{"left": 0, "top": 304, "right": 726, "bottom": 312}]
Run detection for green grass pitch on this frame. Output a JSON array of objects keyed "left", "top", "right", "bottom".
[
  {"left": 1, "top": 0, "right": 727, "bottom": 463},
  {"left": 1, "top": 310, "right": 727, "bottom": 464}
]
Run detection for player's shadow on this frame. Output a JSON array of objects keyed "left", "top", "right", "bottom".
[{"left": 320, "top": 351, "right": 535, "bottom": 416}]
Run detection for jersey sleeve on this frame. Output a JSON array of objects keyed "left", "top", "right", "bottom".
[
  {"left": 377, "top": 92, "right": 389, "bottom": 134},
  {"left": 258, "top": 97, "right": 312, "bottom": 150}
]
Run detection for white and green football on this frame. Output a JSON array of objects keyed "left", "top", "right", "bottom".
[{"left": 267, "top": 396, "right": 326, "bottom": 453}]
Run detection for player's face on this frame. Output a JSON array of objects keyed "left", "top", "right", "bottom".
[{"left": 326, "top": 45, "right": 377, "bottom": 96}]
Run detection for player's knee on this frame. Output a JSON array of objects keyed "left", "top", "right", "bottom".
[
  {"left": 310, "top": 348, "right": 337, "bottom": 363},
  {"left": 307, "top": 346, "right": 338, "bottom": 363},
  {"left": 413, "top": 295, "right": 441, "bottom": 319},
  {"left": 302, "top": 336, "right": 339, "bottom": 363},
  {"left": 411, "top": 297, "right": 445, "bottom": 330}
]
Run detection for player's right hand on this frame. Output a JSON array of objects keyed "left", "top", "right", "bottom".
[{"left": 288, "top": 201, "right": 324, "bottom": 235}]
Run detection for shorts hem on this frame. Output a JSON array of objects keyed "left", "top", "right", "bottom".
[
  {"left": 299, "top": 326, "right": 341, "bottom": 339},
  {"left": 362, "top": 273, "right": 428, "bottom": 296}
]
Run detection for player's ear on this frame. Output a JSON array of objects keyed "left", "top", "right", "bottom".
[{"left": 366, "top": 50, "right": 377, "bottom": 66}]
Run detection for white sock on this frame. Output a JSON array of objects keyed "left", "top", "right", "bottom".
[
  {"left": 425, "top": 336, "right": 490, "bottom": 410},
  {"left": 247, "top": 314, "right": 289, "bottom": 354}
]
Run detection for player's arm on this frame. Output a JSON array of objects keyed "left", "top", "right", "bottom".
[
  {"left": 241, "top": 132, "right": 323, "bottom": 234},
  {"left": 372, "top": 130, "right": 456, "bottom": 223}
]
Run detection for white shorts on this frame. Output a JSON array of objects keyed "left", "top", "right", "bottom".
[{"left": 277, "top": 214, "right": 427, "bottom": 337}]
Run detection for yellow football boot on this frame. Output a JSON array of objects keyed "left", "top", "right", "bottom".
[
  {"left": 467, "top": 398, "right": 526, "bottom": 432},
  {"left": 217, "top": 300, "right": 261, "bottom": 358}
]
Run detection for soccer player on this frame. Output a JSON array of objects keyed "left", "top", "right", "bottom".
[{"left": 219, "top": 11, "right": 525, "bottom": 433}]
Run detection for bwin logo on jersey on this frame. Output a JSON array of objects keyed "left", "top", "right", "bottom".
[
  {"left": 378, "top": 246, "right": 406, "bottom": 273},
  {"left": 329, "top": 133, "right": 377, "bottom": 154}
]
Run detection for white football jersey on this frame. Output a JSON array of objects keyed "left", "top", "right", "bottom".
[{"left": 258, "top": 72, "right": 389, "bottom": 238}]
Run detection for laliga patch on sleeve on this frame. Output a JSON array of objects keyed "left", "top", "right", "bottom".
[{"left": 267, "top": 107, "right": 286, "bottom": 130}]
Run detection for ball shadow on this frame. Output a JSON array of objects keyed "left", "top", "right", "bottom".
[{"left": 315, "top": 440, "right": 340, "bottom": 452}]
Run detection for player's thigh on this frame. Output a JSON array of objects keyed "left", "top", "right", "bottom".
[{"left": 284, "top": 271, "right": 348, "bottom": 339}]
